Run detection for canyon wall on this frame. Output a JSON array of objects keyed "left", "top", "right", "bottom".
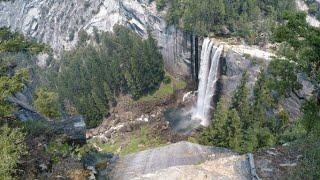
[{"left": 0, "top": 0, "right": 192, "bottom": 76}]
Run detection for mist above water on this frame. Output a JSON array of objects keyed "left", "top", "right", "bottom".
[{"left": 164, "top": 38, "right": 223, "bottom": 133}]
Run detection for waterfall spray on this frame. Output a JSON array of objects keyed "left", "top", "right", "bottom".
[{"left": 193, "top": 38, "right": 223, "bottom": 126}]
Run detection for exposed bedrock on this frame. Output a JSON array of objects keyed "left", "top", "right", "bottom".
[
  {"left": 110, "top": 141, "right": 251, "bottom": 180},
  {"left": 220, "top": 48, "right": 314, "bottom": 121},
  {"left": 0, "top": 0, "right": 192, "bottom": 76}
]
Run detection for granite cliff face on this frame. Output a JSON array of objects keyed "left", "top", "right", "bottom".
[
  {"left": 220, "top": 47, "right": 314, "bottom": 121},
  {"left": 0, "top": 0, "right": 192, "bottom": 76},
  {"left": 110, "top": 141, "right": 251, "bottom": 180}
]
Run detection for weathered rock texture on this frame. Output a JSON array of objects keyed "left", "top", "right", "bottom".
[
  {"left": 220, "top": 48, "right": 314, "bottom": 121},
  {"left": 110, "top": 141, "right": 251, "bottom": 179},
  {"left": 0, "top": 0, "right": 192, "bottom": 76},
  {"left": 296, "top": 0, "right": 320, "bottom": 27}
]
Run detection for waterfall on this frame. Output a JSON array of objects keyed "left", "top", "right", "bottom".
[{"left": 193, "top": 38, "right": 223, "bottom": 126}]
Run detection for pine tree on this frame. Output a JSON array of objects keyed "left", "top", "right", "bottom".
[
  {"left": 231, "top": 72, "right": 251, "bottom": 129},
  {"left": 200, "top": 97, "right": 229, "bottom": 147},
  {"left": 0, "top": 59, "right": 28, "bottom": 121},
  {"left": 227, "top": 109, "right": 243, "bottom": 152},
  {"left": 242, "top": 125, "right": 259, "bottom": 152},
  {"left": 34, "top": 88, "right": 60, "bottom": 118}
]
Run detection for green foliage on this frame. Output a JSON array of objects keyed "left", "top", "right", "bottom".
[
  {"left": 166, "top": 0, "right": 294, "bottom": 43},
  {"left": 34, "top": 88, "right": 60, "bottom": 118},
  {"left": 46, "top": 140, "right": 73, "bottom": 164},
  {"left": 301, "top": 98, "right": 320, "bottom": 136},
  {"left": 55, "top": 26, "right": 164, "bottom": 127},
  {"left": 0, "top": 125, "right": 26, "bottom": 179},
  {"left": 0, "top": 28, "right": 52, "bottom": 122},
  {"left": 200, "top": 97, "right": 229, "bottom": 147},
  {"left": 290, "top": 135, "right": 320, "bottom": 179},
  {"left": 156, "top": 0, "right": 166, "bottom": 11},
  {"left": 308, "top": 2, "right": 318, "bottom": 15},
  {"left": 0, "top": 27, "right": 49, "bottom": 54},
  {"left": 163, "top": 75, "right": 171, "bottom": 84},
  {"left": 136, "top": 75, "right": 185, "bottom": 103},
  {"left": 273, "top": 12, "right": 320, "bottom": 101},
  {"left": 273, "top": 11, "right": 320, "bottom": 142},
  {"left": 276, "top": 110, "right": 290, "bottom": 130},
  {"left": 0, "top": 60, "right": 28, "bottom": 120},
  {"left": 231, "top": 72, "right": 251, "bottom": 128},
  {"left": 280, "top": 121, "right": 307, "bottom": 143},
  {"left": 137, "top": 83, "right": 173, "bottom": 103},
  {"left": 89, "top": 126, "right": 164, "bottom": 156},
  {"left": 200, "top": 69, "right": 297, "bottom": 153},
  {"left": 257, "top": 128, "right": 276, "bottom": 147},
  {"left": 267, "top": 59, "right": 302, "bottom": 97},
  {"left": 227, "top": 109, "right": 242, "bottom": 152},
  {"left": 20, "top": 120, "right": 50, "bottom": 137}
]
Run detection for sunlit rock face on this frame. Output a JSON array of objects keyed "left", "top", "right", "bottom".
[
  {"left": 220, "top": 48, "right": 314, "bottom": 121},
  {"left": 296, "top": 0, "right": 320, "bottom": 27},
  {"left": 0, "top": 0, "right": 192, "bottom": 76}
]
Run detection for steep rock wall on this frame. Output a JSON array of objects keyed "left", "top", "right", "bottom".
[
  {"left": 0, "top": 0, "right": 192, "bottom": 76},
  {"left": 220, "top": 48, "right": 314, "bottom": 121}
]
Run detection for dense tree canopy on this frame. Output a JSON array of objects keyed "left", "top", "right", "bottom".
[
  {"left": 54, "top": 26, "right": 165, "bottom": 127},
  {"left": 166, "top": 0, "right": 295, "bottom": 44},
  {"left": 273, "top": 12, "right": 320, "bottom": 139},
  {"left": 0, "top": 27, "right": 49, "bottom": 54},
  {"left": 0, "top": 28, "right": 42, "bottom": 180},
  {"left": 34, "top": 88, "right": 60, "bottom": 118},
  {"left": 200, "top": 69, "right": 292, "bottom": 153},
  {"left": 273, "top": 12, "right": 320, "bottom": 103}
]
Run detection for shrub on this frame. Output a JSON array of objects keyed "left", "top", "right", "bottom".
[
  {"left": 163, "top": 75, "right": 171, "bottom": 84},
  {"left": 34, "top": 88, "right": 60, "bottom": 118},
  {"left": 0, "top": 125, "right": 26, "bottom": 179}
]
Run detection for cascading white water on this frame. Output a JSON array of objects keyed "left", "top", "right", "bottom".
[{"left": 193, "top": 38, "right": 223, "bottom": 126}]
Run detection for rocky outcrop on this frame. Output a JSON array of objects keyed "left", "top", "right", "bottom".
[
  {"left": 50, "top": 116, "right": 87, "bottom": 144},
  {"left": 0, "top": 0, "right": 192, "bottom": 76},
  {"left": 7, "top": 92, "right": 86, "bottom": 143},
  {"left": 109, "top": 141, "right": 251, "bottom": 179},
  {"left": 220, "top": 49, "right": 264, "bottom": 101},
  {"left": 132, "top": 156, "right": 250, "bottom": 180},
  {"left": 220, "top": 47, "right": 314, "bottom": 121},
  {"left": 296, "top": 0, "right": 320, "bottom": 27}
]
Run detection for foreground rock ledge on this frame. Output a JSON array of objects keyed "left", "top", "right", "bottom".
[{"left": 109, "top": 141, "right": 251, "bottom": 180}]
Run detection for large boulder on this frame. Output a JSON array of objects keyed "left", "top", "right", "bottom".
[
  {"left": 50, "top": 116, "right": 87, "bottom": 144},
  {"left": 109, "top": 141, "right": 251, "bottom": 179}
]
